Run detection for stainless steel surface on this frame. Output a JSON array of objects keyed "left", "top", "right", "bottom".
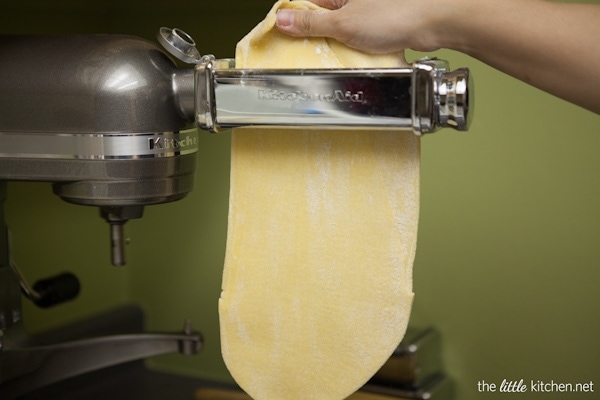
[
  {"left": 203, "top": 67, "right": 413, "bottom": 129},
  {"left": 194, "top": 56, "right": 472, "bottom": 135}
]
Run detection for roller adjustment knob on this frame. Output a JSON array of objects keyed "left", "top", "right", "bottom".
[{"left": 437, "top": 68, "right": 473, "bottom": 131}]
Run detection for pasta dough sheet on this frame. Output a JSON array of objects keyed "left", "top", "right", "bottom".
[{"left": 219, "top": 1, "right": 420, "bottom": 399}]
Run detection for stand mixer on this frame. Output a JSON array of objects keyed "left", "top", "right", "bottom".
[{"left": 0, "top": 28, "right": 472, "bottom": 398}]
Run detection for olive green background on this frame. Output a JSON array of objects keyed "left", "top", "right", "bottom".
[{"left": 2, "top": 1, "right": 599, "bottom": 399}]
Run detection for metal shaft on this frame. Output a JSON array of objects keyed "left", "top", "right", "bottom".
[{"left": 109, "top": 221, "right": 127, "bottom": 267}]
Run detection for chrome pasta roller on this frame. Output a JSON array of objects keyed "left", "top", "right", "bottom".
[{"left": 195, "top": 56, "right": 472, "bottom": 134}]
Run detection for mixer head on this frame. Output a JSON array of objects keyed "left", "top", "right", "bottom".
[{"left": 0, "top": 34, "right": 198, "bottom": 265}]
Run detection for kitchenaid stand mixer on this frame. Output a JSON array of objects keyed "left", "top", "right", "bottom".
[
  {"left": 0, "top": 32, "right": 204, "bottom": 399},
  {"left": 0, "top": 27, "right": 471, "bottom": 398}
]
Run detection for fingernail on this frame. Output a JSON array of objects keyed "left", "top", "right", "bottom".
[{"left": 276, "top": 9, "right": 294, "bottom": 27}]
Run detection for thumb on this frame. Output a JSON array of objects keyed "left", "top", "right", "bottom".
[{"left": 275, "top": 9, "right": 333, "bottom": 38}]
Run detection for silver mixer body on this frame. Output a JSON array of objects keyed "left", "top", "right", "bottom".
[
  {"left": 0, "top": 36, "right": 204, "bottom": 398},
  {"left": 0, "top": 34, "right": 198, "bottom": 265}
]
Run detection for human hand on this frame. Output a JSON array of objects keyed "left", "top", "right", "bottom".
[
  {"left": 275, "top": 0, "right": 448, "bottom": 54},
  {"left": 276, "top": 0, "right": 600, "bottom": 114}
]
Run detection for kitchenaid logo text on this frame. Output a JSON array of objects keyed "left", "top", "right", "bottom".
[
  {"left": 149, "top": 135, "right": 198, "bottom": 151},
  {"left": 258, "top": 89, "right": 365, "bottom": 104}
]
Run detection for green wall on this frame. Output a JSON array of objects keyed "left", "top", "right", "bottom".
[{"left": 2, "top": 1, "right": 599, "bottom": 399}]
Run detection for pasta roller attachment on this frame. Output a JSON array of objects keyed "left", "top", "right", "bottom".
[{"left": 195, "top": 56, "right": 472, "bottom": 135}]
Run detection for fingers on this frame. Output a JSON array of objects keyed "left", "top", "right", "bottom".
[
  {"left": 275, "top": 9, "right": 336, "bottom": 38},
  {"left": 275, "top": 0, "right": 350, "bottom": 38},
  {"left": 306, "top": 0, "right": 348, "bottom": 10}
]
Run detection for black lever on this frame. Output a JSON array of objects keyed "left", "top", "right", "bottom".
[{"left": 31, "top": 272, "right": 80, "bottom": 308}]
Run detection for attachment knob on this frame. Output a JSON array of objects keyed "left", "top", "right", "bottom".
[
  {"left": 157, "top": 27, "right": 201, "bottom": 64},
  {"left": 437, "top": 68, "right": 473, "bottom": 131}
]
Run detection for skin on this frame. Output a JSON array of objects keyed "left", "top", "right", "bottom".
[{"left": 275, "top": 0, "right": 600, "bottom": 114}]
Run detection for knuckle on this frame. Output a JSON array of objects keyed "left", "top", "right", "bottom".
[
  {"left": 298, "top": 12, "right": 316, "bottom": 35},
  {"left": 329, "top": 13, "right": 354, "bottom": 41}
]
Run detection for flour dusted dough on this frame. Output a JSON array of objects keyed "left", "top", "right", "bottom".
[{"left": 219, "top": 1, "right": 420, "bottom": 399}]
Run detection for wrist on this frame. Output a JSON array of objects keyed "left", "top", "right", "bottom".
[{"left": 427, "top": 0, "right": 481, "bottom": 53}]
